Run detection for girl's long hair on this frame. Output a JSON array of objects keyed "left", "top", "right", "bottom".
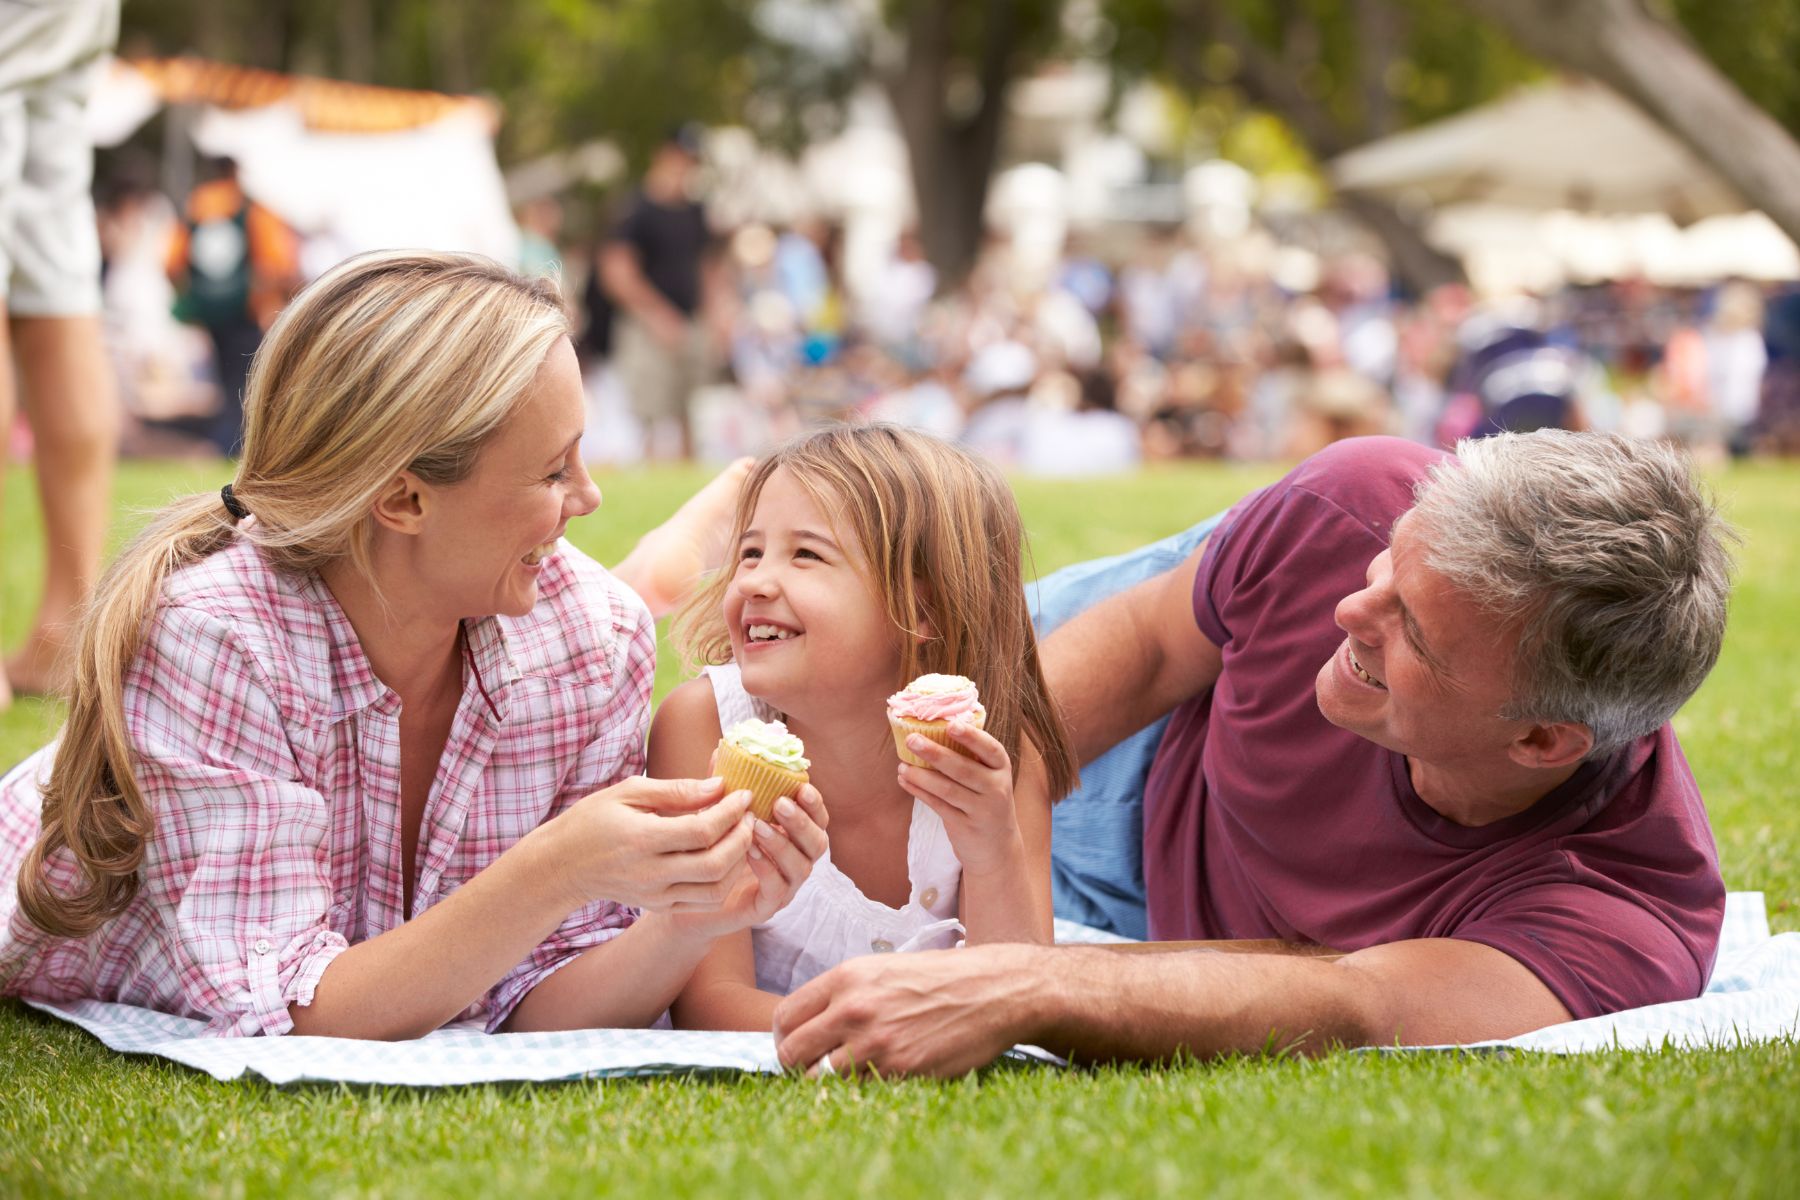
[
  {"left": 17, "top": 251, "right": 568, "bottom": 938},
  {"left": 674, "top": 423, "right": 1079, "bottom": 801}
]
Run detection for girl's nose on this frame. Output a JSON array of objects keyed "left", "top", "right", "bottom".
[{"left": 735, "top": 564, "right": 777, "bottom": 599}]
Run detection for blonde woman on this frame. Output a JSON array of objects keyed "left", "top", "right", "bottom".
[{"left": 0, "top": 251, "right": 827, "bottom": 1039}]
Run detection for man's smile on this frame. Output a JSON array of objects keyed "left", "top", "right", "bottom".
[{"left": 1348, "top": 643, "right": 1387, "bottom": 690}]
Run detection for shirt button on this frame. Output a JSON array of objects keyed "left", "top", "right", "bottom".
[
  {"left": 919, "top": 887, "right": 939, "bottom": 908},
  {"left": 871, "top": 939, "right": 894, "bottom": 953},
  {"left": 253, "top": 938, "right": 272, "bottom": 955}
]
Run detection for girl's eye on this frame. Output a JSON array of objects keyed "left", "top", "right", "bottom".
[
  {"left": 795, "top": 548, "right": 822, "bottom": 561},
  {"left": 739, "top": 546, "right": 763, "bottom": 562}
]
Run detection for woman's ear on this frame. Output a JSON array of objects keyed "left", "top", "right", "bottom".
[{"left": 369, "top": 470, "right": 432, "bottom": 536}]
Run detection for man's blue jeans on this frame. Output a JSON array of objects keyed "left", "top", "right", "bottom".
[{"left": 1026, "top": 512, "right": 1224, "bottom": 939}]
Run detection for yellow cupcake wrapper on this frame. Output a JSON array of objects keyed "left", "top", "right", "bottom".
[
  {"left": 715, "top": 738, "right": 808, "bottom": 821},
  {"left": 889, "top": 712, "right": 985, "bottom": 767}
]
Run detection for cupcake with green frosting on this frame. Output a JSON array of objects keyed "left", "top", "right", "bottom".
[{"left": 715, "top": 718, "right": 810, "bottom": 820}]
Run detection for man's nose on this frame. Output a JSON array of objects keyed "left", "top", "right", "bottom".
[{"left": 1335, "top": 583, "right": 1381, "bottom": 640}]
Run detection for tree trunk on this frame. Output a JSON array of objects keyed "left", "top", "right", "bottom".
[
  {"left": 884, "top": 0, "right": 1019, "bottom": 292},
  {"left": 1336, "top": 191, "right": 1466, "bottom": 292},
  {"left": 1177, "top": 1, "right": 1466, "bottom": 294},
  {"left": 1459, "top": 0, "right": 1800, "bottom": 242}
]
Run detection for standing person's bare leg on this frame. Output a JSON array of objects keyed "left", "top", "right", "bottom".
[
  {"left": 6, "top": 314, "right": 119, "bottom": 695},
  {"left": 0, "top": 308, "right": 15, "bottom": 710}
]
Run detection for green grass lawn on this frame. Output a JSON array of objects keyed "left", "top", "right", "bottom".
[{"left": 2, "top": 457, "right": 1796, "bottom": 1199}]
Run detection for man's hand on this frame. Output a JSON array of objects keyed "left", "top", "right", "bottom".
[
  {"left": 895, "top": 723, "right": 1022, "bottom": 875},
  {"left": 773, "top": 945, "right": 1039, "bottom": 1078}
]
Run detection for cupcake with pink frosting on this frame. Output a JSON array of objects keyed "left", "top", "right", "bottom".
[{"left": 887, "top": 673, "right": 986, "bottom": 766}]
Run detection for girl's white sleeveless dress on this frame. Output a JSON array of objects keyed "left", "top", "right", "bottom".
[{"left": 703, "top": 663, "right": 965, "bottom": 995}]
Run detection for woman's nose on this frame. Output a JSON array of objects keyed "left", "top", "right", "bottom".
[{"left": 570, "top": 466, "right": 602, "bottom": 517}]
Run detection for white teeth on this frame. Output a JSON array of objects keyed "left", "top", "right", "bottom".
[{"left": 747, "top": 623, "right": 796, "bottom": 642}]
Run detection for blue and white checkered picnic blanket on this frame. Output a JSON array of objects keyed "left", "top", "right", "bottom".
[{"left": 24, "top": 894, "right": 1792, "bottom": 1084}]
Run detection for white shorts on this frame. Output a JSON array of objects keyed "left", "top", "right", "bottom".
[{"left": 0, "top": 0, "right": 120, "bottom": 317}]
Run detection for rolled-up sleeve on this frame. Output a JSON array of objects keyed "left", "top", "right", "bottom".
[{"left": 125, "top": 604, "right": 349, "bottom": 1037}]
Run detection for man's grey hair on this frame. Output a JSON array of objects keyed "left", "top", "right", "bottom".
[{"left": 1410, "top": 430, "right": 1735, "bottom": 758}]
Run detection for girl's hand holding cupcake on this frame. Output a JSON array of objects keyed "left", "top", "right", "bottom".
[
  {"left": 666, "top": 781, "right": 830, "bottom": 941},
  {"left": 895, "top": 719, "right": 1024, "bottom": 877}
]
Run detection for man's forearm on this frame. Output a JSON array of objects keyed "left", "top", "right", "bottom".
[{"left": 1014, "top": 945, "right": 1379, "bottom": 1062}]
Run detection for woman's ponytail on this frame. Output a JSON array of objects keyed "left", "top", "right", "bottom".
[{"left": 16, "top": 495, "right": 239, "bottom": 937}]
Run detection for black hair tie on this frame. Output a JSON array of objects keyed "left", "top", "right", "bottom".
[{"left": 220, "top": 483, "right": 249, "bottom": 520}]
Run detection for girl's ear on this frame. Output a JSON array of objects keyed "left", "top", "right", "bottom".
[{"left": 912, "top": 585, "right": 938, "bottom": 642}]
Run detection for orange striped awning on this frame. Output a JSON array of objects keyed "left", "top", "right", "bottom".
[{"left": 124, "top": 57, "right": 500, "bottom": 134}]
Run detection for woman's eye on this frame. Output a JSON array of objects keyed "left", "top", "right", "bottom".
[{"left": 548, "top": 468, "right": 571, "bottom": 482}]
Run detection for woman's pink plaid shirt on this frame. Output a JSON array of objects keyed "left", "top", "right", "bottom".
[{"left": 0, "top": 537, "right": 655, "bottom": 1036}]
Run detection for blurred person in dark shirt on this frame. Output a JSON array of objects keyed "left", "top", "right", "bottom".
[{"left": 600, "top": 124, "right": 727, "bottom": 460}]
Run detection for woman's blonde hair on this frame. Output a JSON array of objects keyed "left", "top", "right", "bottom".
[
  {"left": 19, "top": 250, "right": 569, "bottom": 937},
  {"left": 673, "top": 423, "right": 1079, "bottom": 802}
]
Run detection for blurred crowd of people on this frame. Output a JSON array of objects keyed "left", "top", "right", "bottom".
[
  {"left": 73, "top": 127, "right": 1800, "bottom": 474},
  {"left": 564, "top": 132, "right": 1800, "bottom": 473}
]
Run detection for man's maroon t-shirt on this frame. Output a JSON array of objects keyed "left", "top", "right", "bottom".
[{"left": 1141, "top": 436, "right": 1725, "bottom": 1020}]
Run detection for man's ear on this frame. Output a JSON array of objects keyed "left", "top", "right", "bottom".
[
  {"left": 1507, "top": 720, "right": 1594, "bottom": 772},
  {"left": 370, "top": 470, "right": 431, "bottom": 536}
]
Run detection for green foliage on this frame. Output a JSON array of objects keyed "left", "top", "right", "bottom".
[
  {"left": 117, "top": 0, "right": 841, "bottom": 170},
  {"left": 1100, "top": 0, "right": 1540, "bottom": 162},
  {"left": 1669, "top": 0, "right": 1800, "bottom": 137}
]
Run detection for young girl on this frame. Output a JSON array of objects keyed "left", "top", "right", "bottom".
[{"left": 654, "top": 423, "right": 1079, "bottom": 1031}]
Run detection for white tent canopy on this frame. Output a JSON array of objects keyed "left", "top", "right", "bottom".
[
  {"left": 89, "top": 58, "right": 519, "bottom": 270},
  {"left": 1331, "top": 77, "right": 1744, "bottom": 223},
  {"left": 1330, "top": 77, "right": 1799, "bottom": 290}
]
